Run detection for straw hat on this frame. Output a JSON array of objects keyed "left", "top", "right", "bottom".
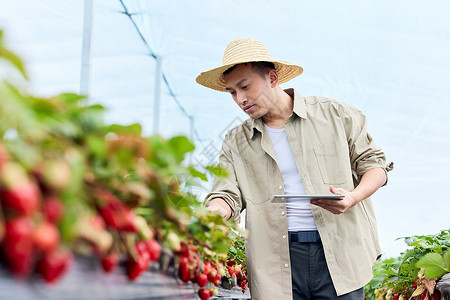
[{"left": 196, "top": 38, "right": 303, "bottom": 92}]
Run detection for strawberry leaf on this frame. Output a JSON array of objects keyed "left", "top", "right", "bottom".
[
  {"left": 443, "top": 249, "right": 450, "bottom": 270},
  {"left": 416, "top": 252, "right": 449, "bottom": 278}
]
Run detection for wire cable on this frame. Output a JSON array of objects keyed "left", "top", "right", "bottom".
[{"left": 118, "top": 0, "right": 206, "bottom": 148}]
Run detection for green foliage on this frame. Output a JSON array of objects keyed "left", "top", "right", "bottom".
[
  {"left": 416, "top": 249, "right": 450, "bottom": 279},
  {"left": 365, "top": 230, "right": 449, "bottom": 299},
  {"left": 0, "top": 27, "right": 241, "bottom": 268},
  {"left": 0, "top": 30, "right": 28, "bottom": 79}
]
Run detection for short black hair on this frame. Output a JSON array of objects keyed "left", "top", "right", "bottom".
[{"left": 223, "top": 61, "right": 276, "bottom": 79}]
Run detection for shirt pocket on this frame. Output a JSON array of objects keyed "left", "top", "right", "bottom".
[
  {"left": 313, "top": 142, "right": 348, "bottom": 185},
  {"left": 243, "top": 156, "right": 270, "bottom": 204}
]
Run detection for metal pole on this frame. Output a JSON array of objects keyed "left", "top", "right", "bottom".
[
  {"left": 80, "top": 0, "right": 94, "bottom": 96},
  {"left": 153, "top": 56, "right": 162, "bottom": 134},
  {"left": 188, "top": 116, "right": 194, "bottom": 165}
]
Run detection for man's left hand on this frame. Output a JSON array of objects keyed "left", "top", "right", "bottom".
[{"left": 310, "top": 185, "right": 357, "bottom": 215}]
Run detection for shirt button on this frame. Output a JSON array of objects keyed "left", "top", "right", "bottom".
[
  {"left": 278, "top": 185, "right": 283, "bottom": 190},
  {"left": 281, "top": 211, "right": 285, "bottom": 216},
  {"left": 284, "top": 263, "right": 289, "bottom": 268},
  {"left": 282, "top": 235, "right": 287, "bottom": 239}
]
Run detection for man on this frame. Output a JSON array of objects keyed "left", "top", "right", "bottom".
[{"left": 196, "top": 38, "right": 393, "bottom": 299}]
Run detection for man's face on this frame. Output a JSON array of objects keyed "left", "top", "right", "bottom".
[{"left": 224, "top": 64, "right": 275, "bottom": 119}]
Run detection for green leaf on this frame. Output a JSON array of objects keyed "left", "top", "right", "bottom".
[
  {"left": 416, "top": 252, "right": 449, "bottom": 278},
  {"left": 443, "top": 249, "right": 450, "bottom": 269},
  {"left": 206, "top": 164, "right": 228, "bottom": 178},
  {"left": 168, "top": 136, "right": 195, "bottom": 162},
  {"left": 58, "top": 93, "right": 86, "bottom": 105},
  {"left": 106, "top": 123, "right": 142, "bottom": 135},
  {"left": 188, "top": 166, "right": 207, "bottom": 181},
  {"left": 370, "top": 274, "right": 387, "bottom": 288},
  {"left": 0, "top": 47, "right": 28, "bottom": 79},
  {"left": 86, "top": 136, "right": 106, "bottom": 158}
]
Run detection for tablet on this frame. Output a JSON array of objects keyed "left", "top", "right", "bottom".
[{"left": 271, "top": 194, "right": 345, "bottom": 202}]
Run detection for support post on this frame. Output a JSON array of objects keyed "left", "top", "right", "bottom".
[{"left": 80, "top": 0, "right": 94, "bottom": 97}]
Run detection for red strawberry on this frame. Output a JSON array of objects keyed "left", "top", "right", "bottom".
[
  {"left": 36, "top": 249, "right": 72, "bottom": 283},
  {"left": 1, "top": 216, "right": 34, "bottom": 278},
  {"left": 126, "top": 253, "right": 149, "bottom": 281},
  {"left": 431, "top": 291, "right": 441, "bottom": 300},
  {"left": 198, "top": 288, "right": 211, "bottom": 300},
  {"left": 145, "top": 239, "right": 162, "bottom": 262},
  {"left": 43, "top": 196, "right": 64, "bottom": 224},
  {"left": 213, "top": 273, "right": 221, "bottom": 287},
  {"left": 33, "top": 222, "right": 60, "bottom": 252},
  {"left": 0, "top": 179, "right": 41, "bottom": 215},
  {"left": 196, "top": 273, "right": 208, "bottom": 288},
  {"left": 101, "top": 253, "right": 119, "bottom": 273},
  {"left": 178, "top": 256, "right": 191, "bottom": 282},
  {"left": 227, "top": 265, "right": 235, "bottom": 277},
  {"left": 207, "top": 268, "right": 217, "bottom": 283},
  {"left": 394, "top": 294, "right": 399, "bottom": 300},
  {"left": 240, "top": 279, "right": 247, "bottom": 290},
  {"left": 126, "top": 242, "right": 150, "bottom": 281},
  {"left": 203, "top": 261, "right": 211, "bottom": 275},
  {"left": 97, "top": 191, "right": 137, "bottom": 232}
]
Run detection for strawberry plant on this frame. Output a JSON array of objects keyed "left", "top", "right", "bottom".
[
  {"left": 0, "top": 27, "right": 248, "bottom": 292},
  {"left": 365, "top": 229, "right": 449, "bottom": 299}
]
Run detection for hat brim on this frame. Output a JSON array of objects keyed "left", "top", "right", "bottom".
[{"left": 196, "top": 59, "right": 303, "bottom": 92}]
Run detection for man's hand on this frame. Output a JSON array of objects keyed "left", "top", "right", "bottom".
[
  {"left": 310, "top": 185, "right": 356, "bottom": 215},
  {"left": 206, "top": 198, "right": 232, "bottom": 220},
  {"left": 310, "top": 167, "right": 387, "bottom": 215}
]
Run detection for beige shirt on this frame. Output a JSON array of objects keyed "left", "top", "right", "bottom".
[{"left": 205, "top": 89, "right": 392, "bottom": 298}]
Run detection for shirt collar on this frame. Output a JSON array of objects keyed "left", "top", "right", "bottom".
[{"left": 249, "top": 88, "right": 307, "bottom": 139}]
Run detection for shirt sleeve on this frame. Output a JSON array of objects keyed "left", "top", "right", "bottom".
[
  {"left": 340, "top": 103, "right": 394, "bottom": 186},
  {"left": 204, "top": 133, "right": 244, "bottom": 221}
]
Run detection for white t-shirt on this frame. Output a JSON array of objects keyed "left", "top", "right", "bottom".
[{"left": 264, "top": 124, "right": 317, "bottom": 231}]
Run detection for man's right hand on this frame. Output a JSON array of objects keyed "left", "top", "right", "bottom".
[{"left": 206, "top": 198, "right": 232, "bottom": 220}]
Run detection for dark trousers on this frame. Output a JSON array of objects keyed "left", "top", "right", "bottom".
[{"left": 289, "top": 232, "right": 364, "bottom": 300}]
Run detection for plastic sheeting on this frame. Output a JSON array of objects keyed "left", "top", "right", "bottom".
[{"left": 1, "top": 0, "right": 449, "bottom": 258}]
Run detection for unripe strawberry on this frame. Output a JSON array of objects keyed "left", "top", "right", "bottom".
[
  {"left": 166, "top": 231, "right": 181, "bottom": 252},
  {"left": 0, "top": 161, "right": 28, "bottom": 188},
  {"left": 33, "top": 222, "right": 60, "bottom": 252},
  {"left": 234, "top": 264, "right": 242, "bottom": 276},
  {"left": 135, "top": 215, "right": 153, "bottom": 240},
  {"left": 0, "top": 143, "right": 9, "bottom": 170},
  {"left": 42, "top": 160, "right": 72, "bottom": 192},
  {"left": 210, "top": 288, "right": 218, "bottom": 296}
]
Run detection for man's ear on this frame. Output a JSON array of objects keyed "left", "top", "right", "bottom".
[{"left": 268, "top": 69, "right": 279, "bottom": 87}]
